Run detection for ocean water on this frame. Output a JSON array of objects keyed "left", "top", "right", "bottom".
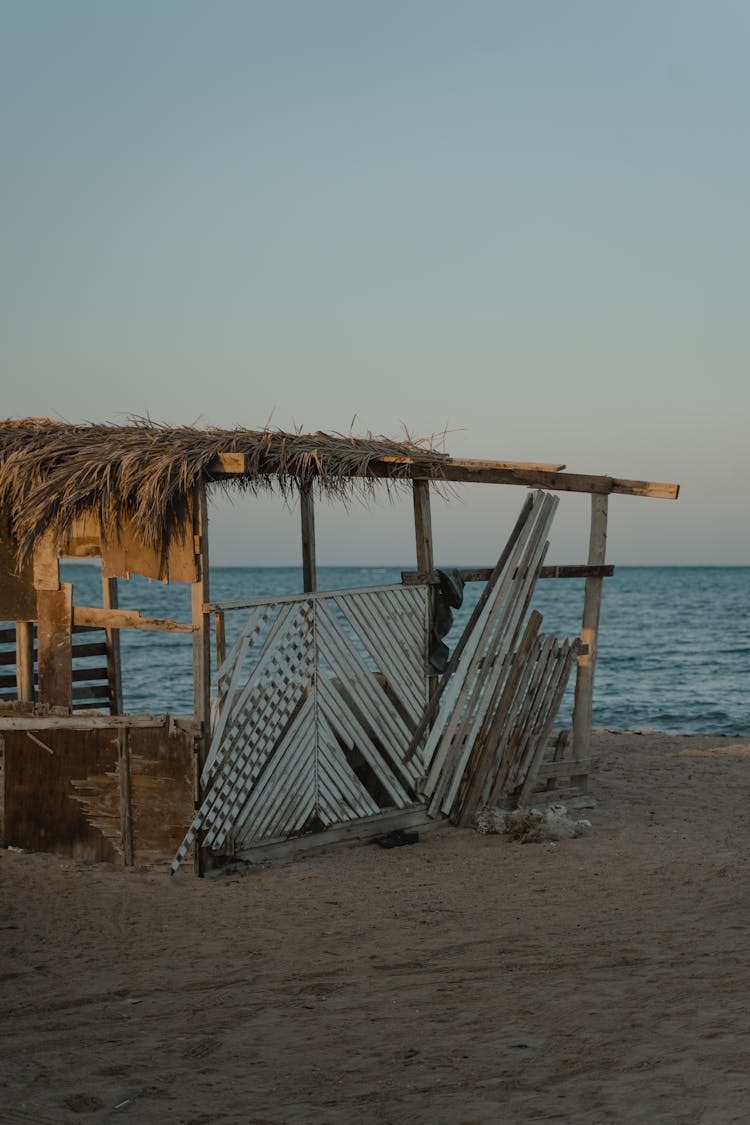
[{"left": 59, "top": 564, "right": 749, "bottom": 736}]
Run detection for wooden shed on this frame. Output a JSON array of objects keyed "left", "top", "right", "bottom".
[{"left": 0, "top": 420, "right": 679, "bottom": 871}]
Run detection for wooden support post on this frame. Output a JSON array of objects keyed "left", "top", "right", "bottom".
[
  {"left": 412, "top": 478, "right": 435, "bottom": 691},
  {"left": 15, "top": 621, "right": 35, "bottom": 703},
  {"left": 37, "top": 584, "right": 73, "bottom": 709},
  {"left": 412, "top": 479, "right": 434, "bottom": 575},
  {"left": 191, "top": 484, "right": 211, "bottom": 874},
  {"left": 300, "top": 484, "right": 317, "bottom": 593},
  {"left": 571, "top": 494, "right": 608, "bottom": 786},
  {"left": 101, "top": 575, "right": 123, "bottom": 715}
]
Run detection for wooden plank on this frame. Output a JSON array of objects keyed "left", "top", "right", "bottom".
[
  {"left": 424, "top": 493, "right": 558, "bottom": 813},
  {"left": 72, "top": 606, "right": 191, "bottom": 633},
  {"left": 117, "top": 728, "right": 134, "bottom": 865},
  {"left": 455, "top": 609, "right": 543, "bottom": 825},
  {"left": 191, "top": 483, "right": 211, "bottom": 872},
  {"left": 412, "top": 479, "right": 434, "bottom": 575},
  {"left": 300, "top": 483, "right": 317, "bottom": 593},
  {"left": 101, "top": 576, "right": 122, "bottom": 714},
  {"left": 205, "top": 581, "right": 430, "bottom": 613},
  {"left": 37, "top": 584, "right": 72, "bottom": 709},
  {"left": 517, "top": 641, "right": 581, "bottom": 806},
  {"left": 205, "top": 453, "right": 679, "bottom": 499},
  {"left": 33, "top": 532, "right": 60, "bottom": 592},
  {"left": 0, "top": 714, "right": 189, "bottom": 731},
  {"left": 403, "top": 492, "right": 537, "bottom": 765},
  {"left": 402, "top": 564, "right": 614, "bottom": 585},
  {"left": 15, "top": 622, "right": 35, "bottom": 702},
  {"left": 571, "top": 494, "right": 608, "bottom": 785},
  {"left": 72, "top": 684, "right": 111, "bottom": 701},
  {"left": 233, "top": 804, "right": 441, "bottom": 866}
]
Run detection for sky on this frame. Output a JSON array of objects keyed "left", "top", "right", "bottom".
[{"left": 1, "top": 0, "right": 748, "bottom": 566}]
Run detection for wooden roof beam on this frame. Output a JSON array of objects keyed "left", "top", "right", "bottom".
[{"left": 207, "top": 452, "right": 679, "bottom": 500}]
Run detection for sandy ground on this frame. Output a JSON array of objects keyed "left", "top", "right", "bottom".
[{"left": 1, "top": 730, "right": 750, "bottom": 1125}]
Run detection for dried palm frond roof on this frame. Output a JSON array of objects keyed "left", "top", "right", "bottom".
[{"left": 0, "top": 419, "right": 450, "bottom": 564}]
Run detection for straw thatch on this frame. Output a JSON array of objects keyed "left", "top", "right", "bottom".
[{"left": 0, "top": 419, "right": 450, "bottom": 565}]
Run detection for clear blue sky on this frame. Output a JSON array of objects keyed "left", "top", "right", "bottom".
[{"left": 2, "top": 1, "right": 748, "bottom": 565}]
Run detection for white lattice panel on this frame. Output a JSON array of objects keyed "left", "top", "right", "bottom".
[{"left": 172, "top": 584, "right": 429, "bottom": 871}]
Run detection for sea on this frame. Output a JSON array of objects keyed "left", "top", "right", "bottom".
[{"left": 61, "top": 564, "right": 749, "bottom": 737}]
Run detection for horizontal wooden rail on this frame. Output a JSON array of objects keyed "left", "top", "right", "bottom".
[
  {"left": 401, "top": 564, "right": 615, "bottom": 586},
  {"left": 206, "top": 452, "right": 679, "bottom": 500},
  {"left": 73, "top": 607, "right": 191, "bottom": 633}
]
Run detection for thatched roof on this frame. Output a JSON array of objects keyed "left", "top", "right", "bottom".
[{"left": 0, "top": 419, "right": 450, "bottom": 565}]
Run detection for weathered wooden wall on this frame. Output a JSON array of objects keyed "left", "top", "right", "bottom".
[{"left": 0, "top": 717, "right": 195, "bottom": 867}]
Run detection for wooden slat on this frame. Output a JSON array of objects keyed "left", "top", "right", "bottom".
[
  {"left": 571, "top": 494, "right": 608, "bottom": 785},
  {"left": 102, "top": 575, "right": 122, "bottom": 714},
  {"left": 403, "top": 493, "right": 537, "bottom": 766},
  {"left": 205, "top": 453, "right": 679, "bottom": 499},
  {"left": 402, "top": 564, "right": 614, "bottom": 584},
  {"left": 300, "top": 483, "right": 317, "bottom": 593},
  {"left": 69, "top": 642, "right": 109, "bottom": 660},
  {"left": 455, "top": 609, "right": 543, "bottom": 825},
  {"left": 423, "top": 492, "right": 558, "bottom": 814},
  {"left": 73, "top": 606, "right": 191, "bottom": 633},
  {"left": 37, "top": 583, "right": 72, "bottom": 709},
  {"left": 517, "top": 640, "right": 581, "bottom": 806},
  {"left": 15, "top": 622, "right": 35, "bottom": 703},
  {"left": 72, "top": 684, "right": 111, "bottom": 701}
]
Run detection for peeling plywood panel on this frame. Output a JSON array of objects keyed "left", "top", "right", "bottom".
[
  {"left": 2, "top": 725, "right": 120, "bottom": 862},
  {"left": 1, "top": 719, "right": 194, "bottom": 866}
]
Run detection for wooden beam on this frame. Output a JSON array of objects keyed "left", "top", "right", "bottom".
[
  {"left": 401, "top": 564, "right": 615, "bottom": 585},
  {"left": 204, "top": 453, "right": 679, "bottom": 499},
  {"left": 37, "top": 584, "right": 73, "bottom": 709},
  {"left": 72, "top": 607, "right": 191, "bottom": 633},
  {"left": 300, "top": 484, "right": 317, "bottom": 593},
  {"left": 571, "top": 494, "right": 609, "bottom": 785},
  {"left": 14, "top": 622, "right": 35, "bottom": 703},
  {"left": 101, "top": 576, "right": 123, "bottom": 714},
  {"left": 191, "top": 483, "right": 211, "bottom": 875},
  {"left": 412, "top": 480, "right": 434, "bottom": 574}
]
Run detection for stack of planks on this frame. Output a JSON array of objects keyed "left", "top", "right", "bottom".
[{"left": 419, "top": 491, "right": 583, "bottom": 823}]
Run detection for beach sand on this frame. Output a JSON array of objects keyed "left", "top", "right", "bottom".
[{"left": 1, "top": 730, "right": 749, "bottom": 1124}]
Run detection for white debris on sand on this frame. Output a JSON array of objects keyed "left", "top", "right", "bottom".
[{"left": 476, "top": 802, "right": 593, "bottom": 843}]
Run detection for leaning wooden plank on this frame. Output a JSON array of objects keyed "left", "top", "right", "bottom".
[
  {"left": 571, "top": 493, "right": 608, "bottom": 786},
  {"left": 516, "top": 640, "right": 581, "bottom": 807},
  {"left": 501, "top": 636, "right": 559, "bottom": 796},
  {"left": 485, "top": 635, "right": 556, "bottom": 806},
  {"left": 455, "top": 610, "right": 543, "bottom": 826},
  {"left": 508, "top": 641, "right": 565, "bottom": 794},
  {"left": 72, "top": 607, "right": 192, "bottom": 633},
  {"left": 419, "top": 493, "right": 546, "bottom": 788},
  {"left": 427, "top": 494, "right": 559, "bottom": 814},
  {"left": 403, "top": 493, "right": 536, "bottom": 765}
]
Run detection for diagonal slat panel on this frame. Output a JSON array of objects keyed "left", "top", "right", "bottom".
[{"left": 336, "top": 590, "right": 427, "bottom": 722}]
